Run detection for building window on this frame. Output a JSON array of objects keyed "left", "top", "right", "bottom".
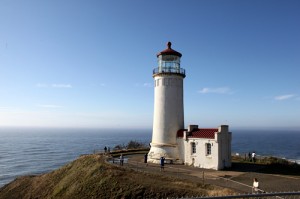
[
  {"left": 206, "top": 143, "right": 212, "bottom": 155},
  {"left": 191, "top": 142, "right": 196, "bottom": 154}
]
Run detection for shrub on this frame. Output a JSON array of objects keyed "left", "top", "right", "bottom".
[
  {"left": 113, "top": 144, "right": 125, "bottom": 151},
  {"left": 126, "top": 140, "right": 146, "bottom": 149}
]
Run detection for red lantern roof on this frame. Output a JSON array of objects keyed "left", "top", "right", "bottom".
[{"left": 157, "top": 41, "right": 182, "bottom": 57}]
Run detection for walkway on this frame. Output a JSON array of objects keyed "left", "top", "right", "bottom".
[{"left": 110, "top": 154, "right": 300, "bottom": 194}]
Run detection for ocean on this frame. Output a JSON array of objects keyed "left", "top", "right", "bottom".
[{"left": 0, "top": 127, "right": 299, "bottom": 187}]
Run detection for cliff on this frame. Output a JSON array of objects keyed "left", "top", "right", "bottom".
[{"left": 0, "top": 154, "right": 233, "bottom": 199}]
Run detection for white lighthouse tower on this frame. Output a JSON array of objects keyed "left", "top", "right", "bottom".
[{"left": 148, "top": 42, "right": 185, "bottom": 164}]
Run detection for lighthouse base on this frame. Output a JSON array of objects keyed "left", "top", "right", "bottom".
[{"left": 147, "top": 142, "right": 183, "bottom": 164}]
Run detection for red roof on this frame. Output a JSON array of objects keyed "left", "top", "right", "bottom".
[
  {"left": 157, "top": 42, "right": 182, "bottom": 57},
  {"left": 177, "top": 128, "right": 218, "bottom": 139}
]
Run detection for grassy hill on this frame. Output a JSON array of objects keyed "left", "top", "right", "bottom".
[{"left": 0, "top": 154, "right": 234, "bottom": 199}]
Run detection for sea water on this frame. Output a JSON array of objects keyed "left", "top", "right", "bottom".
[
  {"left": 232, "top": 129, "right": 300, "bottom": 163},
  {"left": 0, "top": 127, "right": 151, "bottom": 187},
  {"left": 0, "top": 127, "right": 299, "bottom": 187}
]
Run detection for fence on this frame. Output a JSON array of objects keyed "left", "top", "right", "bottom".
[{"left": 184, "top": 192, "right": 300, "bottom": 199}]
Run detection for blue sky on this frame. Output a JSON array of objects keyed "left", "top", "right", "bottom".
[{"left": 0, "top": 0, "right": 299, "bottom": 130}]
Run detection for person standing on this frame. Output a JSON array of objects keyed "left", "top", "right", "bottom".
[
  {"left": 120, "top": 154, "right": 124, "bottom": 166},
  {"left": 252, "top": 151, "right": 256, "bottom": 163},
  {"left": 252, "top": 178, "right": 259, "bottom": 193},
  {"left": 160, "top": 157, "right": 165, "bottom": 171},
  {"left": 248, "top": 152, "right": 251, "bottom": 161}
]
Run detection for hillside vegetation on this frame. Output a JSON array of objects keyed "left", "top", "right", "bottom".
[{"left": 0, "top": 154, "right": 233, "bottom": 199}]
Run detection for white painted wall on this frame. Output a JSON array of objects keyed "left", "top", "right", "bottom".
[
  {"left": 217, "top": 128, "right": 232, "bottom": 168},
  {"left": 177, "top": 125, "right": 232, "bottom": 170},
  {"left": 148, "top": 74, "right": 184, "bottom": 163}
]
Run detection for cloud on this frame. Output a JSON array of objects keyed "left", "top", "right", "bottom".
[
  {"left": 36, "top": 83, "right": 48, "bottom": 88},
  {"left": 51, "top": 84, "right": 72, "bottom": 88},
  {"left": 143, "top": 83, "right": 152, "bottom": 87},
  {"left": 36, "top": 83, "right": 72, "bottom": 88},
  {"left": 198, "top": 87, "right": 231, "bottom": 94},
  {"left": 0, "top": 107, "right": 11, "bottom": 110},
  {"left": 37, "top": 104, "right": 63, "bottom": 108},
  {"left": 274, "top": 94, "right": 295, "bottom": 101},
  {"left": 135, "top": 83, "right": 152, "bottom": 87}
]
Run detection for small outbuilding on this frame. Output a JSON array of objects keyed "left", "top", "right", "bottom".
[{"left": 177, "top": 125, "right": 232, "bottom": 170}]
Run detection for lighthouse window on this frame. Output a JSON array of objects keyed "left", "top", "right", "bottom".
[
  {"left": 191, "top": 142, "right": 196, "bottom": 154},
  {"left": 206, "top": 143, "right": 212, "bottom": 155},
  {"left": 163, "top": 55, "right": 176, "bottom": 61}
]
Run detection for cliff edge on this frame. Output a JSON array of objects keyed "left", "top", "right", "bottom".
[{"left": 0, "top": 154, "right": 233, "bottom": 199}]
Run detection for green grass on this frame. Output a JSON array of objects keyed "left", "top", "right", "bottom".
[{"left": 232, "top": 155, "right": 300, "bottom": 175}]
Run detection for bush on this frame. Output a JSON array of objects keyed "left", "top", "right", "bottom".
[
  {"left": 113, "top": 144, "right": 126, "bottom": 151},
  {"left": 126, "top": 140, "right": 146, "bottom": 149}
]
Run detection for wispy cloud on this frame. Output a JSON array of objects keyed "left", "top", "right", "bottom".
[
  {"left": 135, "top": 83, "right": 152, "bottom": 87},
  {"left": 51, "top": 84, "right": 72, "bottom": 88},
  {"left": 143, "top": 83, "right": 152, "bottom": 87},
  {"left": 36, "top": 83, "right": 48, "bottom": 88},
  {"left": 36, "top": 83, "right": 72, "bottom": 88},
  {"left": 37, "top": 104, "right": 63, "bottom": 108},
  {"left": 0, "top": 106, "right": 11, "bottom": 110},
  {"left": 274, "top": 94, "right": 295, "bottom": 101},
  {"left": 198, "top": 87, "right": 232, "bottom": 94}
]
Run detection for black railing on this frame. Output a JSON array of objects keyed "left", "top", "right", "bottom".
[
  {"left": 153, "top": 67, "right": 185, "bottom": 76},
  {"left": 190, "top": 192, "right": 300, "bottom": 199}
]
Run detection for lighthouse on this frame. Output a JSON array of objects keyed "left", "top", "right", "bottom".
[{"left": 148, "top": 42, "right": 185, "bottom": 164}]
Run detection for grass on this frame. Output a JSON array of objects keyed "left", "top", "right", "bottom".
[
  {"left": 0, "top": 154, "right": 234, "bottom": 199},
  {"left": 232, "top": 155, "right": 300, "bottom": 175}
]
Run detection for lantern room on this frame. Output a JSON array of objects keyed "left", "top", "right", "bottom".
[{"left": 153, "top": 42, "right": 185, "bottom": 77}]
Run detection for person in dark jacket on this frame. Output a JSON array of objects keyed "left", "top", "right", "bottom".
[{"left": 160, "top": 157, "right": 165, "bottom": 171}]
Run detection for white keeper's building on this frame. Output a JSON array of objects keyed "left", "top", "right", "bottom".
[{"left": 147, "top": 42, "right": 232, "bottom": 170}]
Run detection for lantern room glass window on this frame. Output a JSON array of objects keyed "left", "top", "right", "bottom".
[{"left": 158, "top": 55, "right": 180, "bottom": 69}]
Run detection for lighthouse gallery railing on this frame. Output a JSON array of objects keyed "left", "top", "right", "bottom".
[{"left": 153, "top": 67, "right": 185, "bottom": 76}]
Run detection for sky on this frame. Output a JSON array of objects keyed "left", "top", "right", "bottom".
[{"left": 0, "top": 0, "right": 299, "bottom": 130}]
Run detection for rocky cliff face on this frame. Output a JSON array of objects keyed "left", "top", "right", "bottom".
[{"left": 0, "top": 154, "right": 231, "bottom": 199}]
